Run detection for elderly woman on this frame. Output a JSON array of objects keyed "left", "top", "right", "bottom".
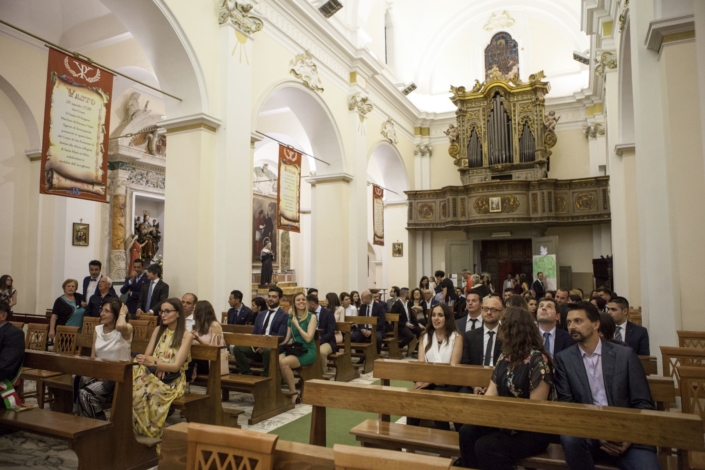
[
  {"left": 86, "top": 276, "right": 118, "bottom": 318},
  {"left": 75, "top": 299, "right": 133, "bottom": 419},
  {"left": 50, "top": 279, "right": 86, "bottom": 339}
]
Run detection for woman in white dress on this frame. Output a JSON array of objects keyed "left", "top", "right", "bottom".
[
  {"left": 406, "top": 303, "right": 463, "bottom": 430},
  {"left": 75, "top": 299, "right": 133, "bottom": 419}
]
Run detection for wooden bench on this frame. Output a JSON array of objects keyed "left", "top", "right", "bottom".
[
  {"left": 640, "top": 355, "right": 658, "bottom": 375},
  {"left": 676, "top": 366, "right": 705, "bottom": 469},
  {"left": 294, "top": 330, "right": 322, "bottom": 400},
  {"left": 9, "top": 320, "right": 25, "bottom": 330},
  {"left": 3, "top": 350, "right": 158, "bottom": 470},
  {"left": 81, "top": 317, "right": 100, "bottom": 335},
  {"left": 381, "top": 313, "right": 403, "bottom": 360},
  {"left": 158, "top": 421, "right": 462, "bottom": 470},
  {"left": 220, "top": 332, "right": 294, "bottom": 424},
  {"left": 661, "top": 346, "right": 705, "bottom": 395},
  {"left": 303, "top": 379, "right": 703, "bottom": 468},
  {"left": 222, "top": 324, "right": 255, "bottom": 334},
  {"left": 328, "top": 322, "right": 359, "bottom": 382},
  {"left": 348, "top": 316, "right": 378, "bottom": 374},
  {"left": 678, "top": 331, "right": 705, "bottom": 349}
]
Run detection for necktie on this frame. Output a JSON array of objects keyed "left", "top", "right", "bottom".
[
  {"left": 262, "top": 310, "right": 274, "bottom": 333},
  {"left": 615, "top": 326, "right": 623, "bottom": 342},
  {"left": 146, "top": 281, "right": 155, "bottom": 309},
  {"left": 543, "top": 332, "right": 551, "bottom": 354},
  {"left": 484, "top": 331, "right": 495, "bottom": 366},
  {"left": 469, "top": 318, "right": 478, "bottom": 331}
]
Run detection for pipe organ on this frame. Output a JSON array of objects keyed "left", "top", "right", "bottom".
[{"left": 448, "top": 68, "right": 558, "bottom": 184}]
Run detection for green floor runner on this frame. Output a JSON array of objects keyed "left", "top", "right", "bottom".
[{"left": 269, "top": 379, "right": 411, "bottom": 447}]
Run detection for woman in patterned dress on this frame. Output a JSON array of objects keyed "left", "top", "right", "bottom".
[
  {"left": 132, "top": 297, "right": 192, "bottom": 446},
  {"left": 458, "top": 307, "right": 556, "bottom": 469},
  {"left": 279, "top": 292, "right": 317, "bottom": 404}
]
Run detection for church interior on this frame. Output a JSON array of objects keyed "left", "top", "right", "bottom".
[{"left": 2, "top": 0, "right": 705, "bottom": 468}]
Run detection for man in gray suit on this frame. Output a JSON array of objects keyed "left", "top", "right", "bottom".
[{"left": 554, "top": 301, "right": 659, "bottom": 470}]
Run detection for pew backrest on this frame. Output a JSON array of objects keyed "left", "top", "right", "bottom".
[
  {"left": 336, "top": 322, "right": 353, "bottom": 350},
  {"left": 82, "top": 317, "right": 100, "bottom": 335},
  {"left": 639, "top": 355, "right": 658, "bottom": 375},
  {"left": 333, "top": 443, "right": 451, "bottom": 470},
  {"left": 676, "top": 366, "right": 705, "bottom": 432},
  {"left": 130, "top": 320, "right": 152, "bottom": 340},
  {"left": 26, "top": 323, "right": 48, "bottom": 350},
  {"left": 660, "top": 346, "right": 705, "bottom": 393},
  {"left": 347, "top": 316, "right": 378, "bottom": 349},
  {"left": 222, "top": 324, "right": 255, "bottom": 334},
  {"left": 55, "top": 326, "right": 79, "bottom": 354},
  {"left": 186, "top": 423, "right": 278, "bottom": 470},
  {"left": 222, "top": 333, "right": 282, "bottom": 378},
  {"left": 9, "top": 321, "right": 24, "bottom": 330},
  {"left": 678, "top": 331, "right": 705, "bottom": 349}
]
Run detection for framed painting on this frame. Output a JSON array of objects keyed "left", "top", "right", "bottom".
[
  {"left": 489, "top": 197, "right": 502, "bottom": 213},
  {"left": 392, "top": 242, "right": 403, "bottom": 257},
  {"left": 72, "top": 223, "right": 89, "bottom": 246}
]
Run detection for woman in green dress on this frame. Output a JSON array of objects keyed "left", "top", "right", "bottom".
[{"left": 279, "top": 292, "right": 317, "bottom": 404}]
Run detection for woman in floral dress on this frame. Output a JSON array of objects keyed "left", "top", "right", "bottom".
[
  {"left": 458, "top": 306, "right": 556, "bottom": 469},
  {"left": 132, "top": 297, "right": 192, "bottom": 446}
]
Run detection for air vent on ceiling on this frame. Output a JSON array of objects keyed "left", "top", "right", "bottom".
[
  {"left": 402, "top": 83, "right": 417, "bottom": 96},
  {"left": 319, "top": 0, "right": 343, "bottom": 18}
]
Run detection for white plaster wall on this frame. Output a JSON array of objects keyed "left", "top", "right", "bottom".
[{"left": 549, "top": 128, "right": 590, "bottom": 180}]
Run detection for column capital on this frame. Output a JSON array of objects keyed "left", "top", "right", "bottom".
[
  {"left": 348, "top": 92, "right": 374, "bottom": 119},
  {"left": 584, "top": 123, "right": 605, "bottom": 140},
  {"left": 306, "top": 172, "right": 353, "bottom": 185},
  {"left": 594, "top": 51, "right": 618, "bottom": 77},
  {"left": 161, "top": 113, "right": 221, "bottom": 134},
  {"left": 414, "top": 144, "right": 432, "bottom": 157},
  {"left": 218, "top": 1, "right": 264, "bottom": 36}
]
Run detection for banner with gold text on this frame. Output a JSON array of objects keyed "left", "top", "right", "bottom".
[
  {"left": 277, "top": 145, "right": 302, "bottom": 232},
  {"left": 40, "top": 48, "right": 113, "bottom": 202},
  {"left": 373, "top": 184, "right": 384, "bottom": 246}
]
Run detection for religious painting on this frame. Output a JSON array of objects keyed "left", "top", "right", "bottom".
[
  {"left": 253, "top": 194, "right": 277, "bottom": 264},
  {"left": 489, "top": 197, "right": 502, "bottom": 213},
  {"left": 485, "top": 32, "right": 519, "bottom": 80},
  {"left": 392, "top": 243, "right": 403, "bottom": 258},
  {"left": 253, "top": 162, "right": 277, "bottom": 197},
  {"left": 132, "top": 210, "right": 161, "bottom": 264},
  {"left": 72, "top": 223, "right": 89, "bottom": 246}
]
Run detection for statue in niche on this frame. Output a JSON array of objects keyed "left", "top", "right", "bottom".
[
  {"left": 253, "top": 163, "right": 277, "bottom": 196},
  {"left": 485, "top": 32, "right": 519, "bottom": 80},
  {"left": 444, "top": 124, "right": 459, "bottom": 144},
  {"left": 133, "top": 210, "right": 162, "bottom": 263},
  {"left": 544, "top": 111, "right": 560, "bottom": 133},
  {"left": 123, "top": 92, "right": 150, "bottom": 123}
]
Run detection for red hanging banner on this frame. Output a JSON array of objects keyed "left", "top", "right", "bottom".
[
  {"left": 372, "top": 184, "right": 384, "bottom": 246},
  {"left": 40, "top": 48, "right": 113, "bottom": 202},
  {"left": 277, "top": 145, "right": 302, "bottom": 232}
]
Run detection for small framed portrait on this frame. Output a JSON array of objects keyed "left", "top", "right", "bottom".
[
  {"left": 72, "top": 223, "right": 89, "bottom": 246},
  {"left": 489, "top": 197, "right": 502, "bottom": 213},
  {"left": 392, "top": 242, "right": 403, "bottom": 257}
]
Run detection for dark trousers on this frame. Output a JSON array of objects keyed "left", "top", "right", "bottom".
[
  {"left": 351, "top": 328, "right": 384, "bottom": 354},
  {"left": 231, "top": 346, "right": 272, "bottom": 376},
  {"left": 399, "top": 325, "right": 422, "bottom": 348},
  {"left": 407, "top": 384, "right": 461, "bottom": 431},
  {"left": 459, "top": 425, "right": 552, "bottom": 469},
  {"left": 561, "top": 436, "right": 660, "bottom": 470}
]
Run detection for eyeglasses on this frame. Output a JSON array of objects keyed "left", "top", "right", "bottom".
[
  {"left": 159, "top": 309, "right": 177, "bottom": 315},
  {"left": 481, "top": 307, "right": 502, "bottom": 314}
]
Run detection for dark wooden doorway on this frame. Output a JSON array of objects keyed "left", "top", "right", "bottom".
[{"left": 481, "top": 239, "right": 533, "bottom": 293}]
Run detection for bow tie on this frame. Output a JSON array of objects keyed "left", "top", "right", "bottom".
[{"left": 90, "top": 278, "right": 98, "bottom": 282}]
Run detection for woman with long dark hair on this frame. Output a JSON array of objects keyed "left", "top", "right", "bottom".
[
  {"left": 340, "top": 292, "right": 357, "bottom": 317},
  {"left": 350, "top": 291, "right": 361, "bottom": 311},
  {"left": 408, "top": 288, "right": 428, "bottom": 326},
  {"left": 0, "top": 275, "right": 17, "bottom": 317},
  {"left": 419, "top": 276, "right": 430, "bottom": 291},
  {"left": 190, "top": 300, "right": 224, "bottom": 377},
  {"left": 458, "top": 307, "right": 555, "bottom": 469},
  {"left": 133, "top": 298, "right": 192, "bottom": 445}
]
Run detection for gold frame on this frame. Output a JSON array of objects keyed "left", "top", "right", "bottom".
[
  {"left": 489, "top": 197, "right": 502, "bottom": 213},
  {"left": 392, "top": 242, "right": 403, "bottom": 257},
  {"left": 72, "top": 223, "right": 89, "bottom": 246}
]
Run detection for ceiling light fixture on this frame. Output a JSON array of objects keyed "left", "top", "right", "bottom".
[
  {"left": 402, "top": 83, "right": 417, "bottom": 95},
  {"left": 319, "top": 0, "right": 343, "bottom": 18}
]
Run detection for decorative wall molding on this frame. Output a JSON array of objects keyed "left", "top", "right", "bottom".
[
  {"left": 25, "top": 149, "right": 42, "bottom": 162},
  {"left": 414, "top": 144, "right": 432, "bottom": 157},
  {"left": 380, "top": 118, "right": 398, "bottom": 145},
  {"left": 306, "top": 172, "right": 353, "bottom": 184},
  {"left": 645, "top": 14, "right": 694, "bottom": 53},
  {"left": 594, "top": 51, "right": 617, "bottom": 76},
  {"left": 614, "top": 143, "right": 635, "bottom": 156},
  {"left": 218, "top": 1, "right": 264, "bottom": 35},
  {"left": 289, "top": 50, "right": 324, "bottom": 92},
  {"left": 584, "top": 123, "right": 606, "bottom": 139},
  {"left": 348, "top": 92, "right": 374, "bottom": 118},
  {"left": 160, "top": 113, "right": 221, "bottom": 133}
]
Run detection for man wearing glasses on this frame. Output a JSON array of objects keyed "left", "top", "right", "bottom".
[
  {"left": 232, "top": 286, "right": 288, "bottom": 376},
  {"left": 461, "top": 296, "right": 503, "bottom": 393}
]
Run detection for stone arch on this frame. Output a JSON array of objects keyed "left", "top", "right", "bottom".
[
  {"left": 367, "top": 139, "right": 410, "bottom": 202},
  {"left": 618, "top": 12, "right": 635, "bottom": 144},
  {"left": 252, "top": 80, "right": 347, "bottom": 175},
  {"left": 0, "top": 75, "right": 41, "bottom": 151}
]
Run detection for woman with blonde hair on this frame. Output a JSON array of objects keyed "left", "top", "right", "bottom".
[{"left": 279, "top": 292, "right": 317, "bottom": 404}]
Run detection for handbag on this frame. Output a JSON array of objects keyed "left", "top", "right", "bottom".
[
  {"left": 283, "top": 341, "right": 307, "bottom": 356},
  {"left": 209, "top": 334, "right": 230, "bottom": 376}
]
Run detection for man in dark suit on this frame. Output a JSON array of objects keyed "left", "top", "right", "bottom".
[
  {"left": 371, "top": 289, "right": 388, "bottom": 313},
  {"left": 461, "top": 296, "right": 503, "bottom": 393},
  {"left": 537, "top": 297, "right": 574, "bottom": 358},
  {"left": 232, "top": 286, "right": 288, "bottom": 376},
  {"left": 136, "top": 264, "right": 169, "bottom": 318},
  {"left": 607, "top": 297, "right": 649, "bottom": 355},
  {"left": 391, "top": 288, "right": 420, "bottom": 349},
  {"left": 555, "top": 301, "right": 660, "bottom": 470},
  {"left": 0, "top": 300, "right": 25, "bottom": 409},
  {"left": 82, "top": 260, "right": 116, "bottom": 307},
  {"left": 351, "top": 290, "right": 386, "bottom": 354},
  {"left": 227, "top": 290, "right": 254, "bottom": 325},
  {"left": 120, "top": 258, "right": 149, "bottom": 316},
  {"left": 455, "top": 289, "right": 484, "bottom": 334},
  {"left": 532, "top": 272, "right": 546, "bottom": 299},
  {"left": 308, "top": 294, "right": 337, "bottom": 374}
]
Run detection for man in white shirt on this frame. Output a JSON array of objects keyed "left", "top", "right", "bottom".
[
  {"left": 606, "top": 296, "right": 650, "bottom": 355},
  {"left": 502, "top": 273, "right": 515, "bottom": 291},
  {"left": 182, "top": 293, "right": 198, "bottom": 332},
  {"left": 461, "top": 296, "right": 503, "bottom": 393}
]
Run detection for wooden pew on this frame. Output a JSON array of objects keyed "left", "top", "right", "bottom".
[
  {"left": 158, "top": 421, "right": 462, "bottom": 470},
  {"left": 295, "top": 330, "right": 322, "bottom": 400},
  {"left": 82, "top": 317, "right": 100, "bottom": 335},
  {"left": 329, "top": 322, "right": 359, "bottom": 382},
  {"left": 661, "top": 346, "right": 705, "bottom": 395},
  {"left": 222, "top": 324, "right": 255, "bottom": 334},
  {"left": 381, "top": 313, "right": 402, "bottom": 359},
  {"left": 2, "top": 350, "right": 158, "bottom": 470},
  {"left": 676, "top": 366, "right": 705, "bottom": 470},
  {"left": 678, "top": 331, "right": 705, "bottom": 349},
  {"left": 9, "top": 321, "right": 24, "bottom": 330},
  {"left": 640, "top": 355, "right": 658, "bottom": 375},
  {"left": 220, "top": 333, "right": 294, "bottom": 424},
  {"left": 303, "top": 379, "right": 703, "bottom": 467},
  {"left": 18, "top": 323, "right": 50, "bottom": 400},
  {"left": 348, "top": 316, "right": 378, "bottom": 374}
]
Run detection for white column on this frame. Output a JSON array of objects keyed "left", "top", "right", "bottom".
[
  {"left": 630, "top": 1, "right": 681, "bottom": 355},
  {"left": 348, "top": 93, "right": 370, "bottom": 291},
  {"left": 586, "top": 115, "right": 607, "bottom": 176},
  {"left": 694, "top": 1, "right": 705, "bottom": 183}
]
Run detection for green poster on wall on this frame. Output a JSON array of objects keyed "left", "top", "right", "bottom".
[{"left": 533, "top": 254, "right": 557, "bottom": 290}]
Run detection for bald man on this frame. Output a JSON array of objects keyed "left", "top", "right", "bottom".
[{"left": 350, "top": 290, "right": 386, "bottom": 354}]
